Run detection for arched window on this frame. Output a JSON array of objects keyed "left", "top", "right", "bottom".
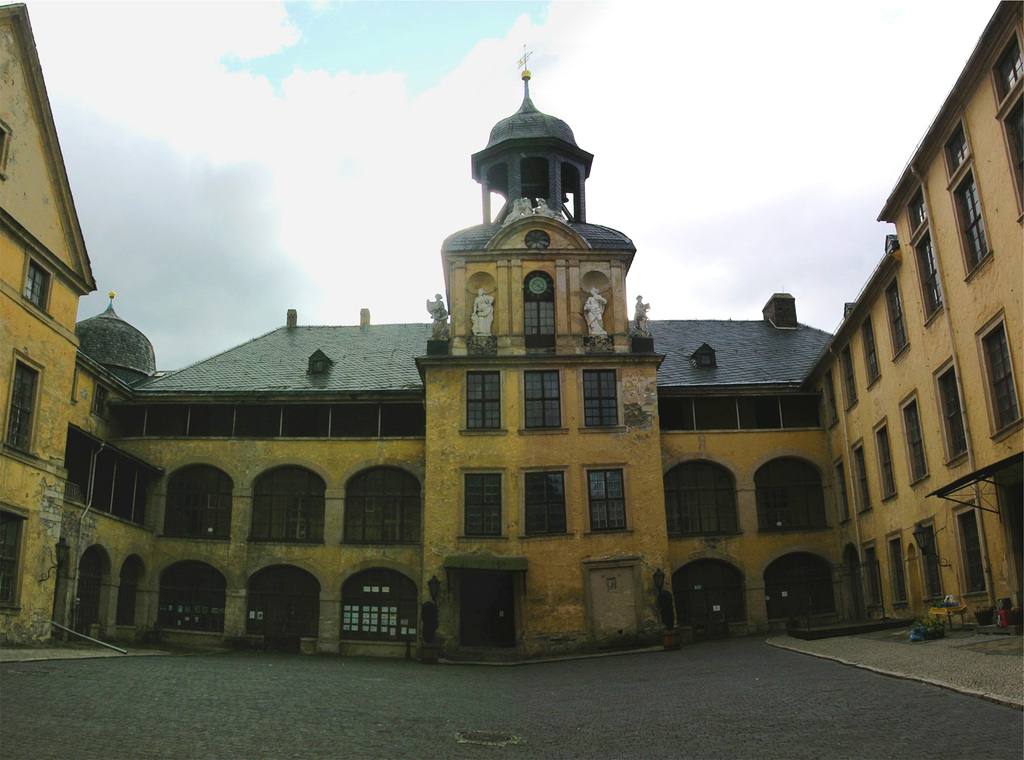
[
  {"left": 344, "top": 468, "right": 421, "bottom": 543},
  {"left": 524, "top": 271, "right": 555, "bottom": 349},
  {"left": 247, "top": 565, "right": 320, "bottom": 638},
  {"left": 673, "top": 560, "right": 746, "bottom": 626},
  {"left": 251, "top": 467, "right": 325, "bottom": 541},
  {"left": 116, "top": 555, "right": 145, "bottom": 626},
  {"left": 158, "top": 561, "right": 226, "bottom": 632},
  {"left": 764, "top": 553, "right": 835, "bottom": 619},
  {"left": 754, "top": 458, "right": 827, "bottom": 531},
  {"left": 664, "top": 462, "right": 737, "bottom": 535},
  {"left": 164, "top": 465, "right": 233, "bottom": 538},
  {"left": 342, "top": 568, "right": 418, "bottom": 641}
]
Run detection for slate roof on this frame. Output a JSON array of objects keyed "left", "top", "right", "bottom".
[
  {"left": 653, "top": 320, "right": 832, "bottom": 389},
  {"left": 132, "top": 319, "right": 831, "bottom": 397},
  {"left": 137, "top": 324, "right": 431, "bottom": 395},
  {"left": 484, "top": 90, "right": 578, "bottom": 149},
  {"left": 442, "top": 222, "right": 635, "bottom": 252}
]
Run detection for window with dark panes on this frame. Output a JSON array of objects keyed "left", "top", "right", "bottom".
[
  {"left": 841, "top": 346, "right": 857, "bottom": 405},
  {"left": 524, "top": 370, "right": 560, "bottom": 428},
  {"left": 946, "top": 124, "right": 968, "bottom": 170},
  {"left": 755, "top": 458, "right": 827, "bottom": 531},
  {"left": 186, "top": 404, "right": 234, "bottom": 437},
  {"left": 146, "top": 404, "right": 190, "bottom": 436},
  {"left": 380, "top": 403, "right": 425, "bottom": 437},
  {"left": 983, "top": 324, "right": 1021, "bottom": 429},
  {"left": 958, "top": 511, "right": 986, "bottom": 593},
  {"left": 996, "top": 37, "right": 1022, "bottom": 97},
  {"left": 664, "top": 461, "right": 737, "bottom": 536},
  {"left": 902, "top": 400, "right": 928, "bottom": 482},
  {"left": 0, "top": 512, "right": 22, "bottom": 605},
  {"left": 583, "top": 370, "right": 618, "bottom": 426},
  {"left": 694, "top": 396, "right": 737, "bottom": 430},
  {"left": 164, "top": 465, "right": 233, "bottom": 538},
  {"left": 523, "top": 271, "right": 555, "bottom": 349},
  {"left": 282, "top": 405, "right": 329, "bottom": 437},
  {"left": 673, "top": 560, "right": 746, "bottom": 626},
  {"left": 234, "top": 405, "right": 281, "bottom": 437},
  {"left": 876, "top": 426, "right": 896, "bottom": 498},
  {"left": 158, "top": 561, "right": 226, "bottom": 632},
  {"left": 908, "top": 190, "right": 927, "bottom": 230},
  {"left": 23, "top": 260, "right": 49, "bottom": 309},
  {"left": 956, "top": 174, "right": 988, "bottom": 269},
  {"left": 330, "top": 404, "right": 379, "bottom": 437},
  {"left": 780, "top": 396, "right": 820, "bottom": 428},
  {"left": 524, "top": 471, "right": 566, "bottom": 535},
  {"left": 915, "top": 233, "right": 942, "bottom": 317},
  {"left": 467, "top": 372, "right": 500, "bottom": 429},
  {"left": 658, "top": 396, "right": 694, "bottom": 431},
  {"left": 588, "top": 469, "right": 625, "bottom": 531},
  {"left": 90, "top": 385, "right": 108, "bottom": 417},
  {"left": 885, "top": 281, "right": 908, "bottom": 354},
  {"left": 1006, "top": 98, "right": 1023, "bottom": 197},
  {"left": 342, "top": 569, "right": 418, "bottom": 641},
  {"left": 344, "top": 467, "right": 421, "bottom": 543},
  {"left": 862, "top": 319, "right": 879, "bottom": 382},
  {"left": 937, "top": 369, "right": 967, "bottom": 458},
  {"left": 864, "top": 546, "right": 881, "bottom": 606},
  {"left": 6, "top": 362, "right": 37, "bottom": 450},
  {"left": 889, "top": 537, "right": 907, "bottom": 603},
  {"left": 737, "top": 396, "right": 778, "bottom": 429},
  {"left": 251, "top": 467, "right": 325, "bottom": 541},
  {"left": 853, "top": 445, "right": 870, "bottom": 510},
  {"left": 465, "top": 473, "right": 501, "bottom": 536}
]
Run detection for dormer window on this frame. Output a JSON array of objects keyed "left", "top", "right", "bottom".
[
  {"left": 308, "top": 350, "right": 332, "bottom": 375},
  {"left": 692, "top": 343, "right": 716, "bottom": 368}
]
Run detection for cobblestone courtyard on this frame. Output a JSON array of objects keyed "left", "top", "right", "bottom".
[{"left": 2, "top": 636, "right": 1021, "bottom": 760}]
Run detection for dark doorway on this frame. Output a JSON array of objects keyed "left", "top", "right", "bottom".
[
  {"left": 247, "top": 565, "right": 320, "bottom": 652},
  {"left": 459, "top": 571, "right": 515, "bottom": 647}
]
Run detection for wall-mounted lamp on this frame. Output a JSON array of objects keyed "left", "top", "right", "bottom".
[
  {"left": 39, "top": 537, "right": 70, "bottom": 582},
  {"left": 653, "top": 567, "right": 665, "bottom": 592},
  {"left": 912, "top": 523, "right": 951, "bottom": 567},
  {"left": 427, "top": 574, "right": 441, "bottom": 602}
]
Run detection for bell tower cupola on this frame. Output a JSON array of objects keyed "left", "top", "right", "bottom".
[{"left": 471, "top": 70, "right": 594, "bottom": 225}]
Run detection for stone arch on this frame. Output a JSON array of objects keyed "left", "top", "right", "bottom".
[
  {"left": 116, "top": 554, "right": 146, "bottom": 626},
  {"left": 75, "top": 544, "right": 111, "bottom": 635},
  {"left": 250, "top": 466, "right": 326, "bottom": 542},
  {"left": 246, "top": 564, "right": 321, "bottom": 647},
  {"left": 164, "top": 464, "right": 234, "bottom": 538},
  {"left": 343, "top": 466, "right": 422, "bottom": 544},
  {"left": 763, "top": 552, "right": 836, "bottom": 621},
  {"left": 672, "top": 558, "right": 746, "bottom": 626},
  {"left": 753, "top": 456, "right": 827, "bottom": 532},
  {"left": 157, "top": 560, "right": 227, "bottom": 632},
  {"left": 341, "top": 567, "right": 419, "bottom": 642},
  {"left": 663, "top": 459, "right": 738, "bottom": 536}
]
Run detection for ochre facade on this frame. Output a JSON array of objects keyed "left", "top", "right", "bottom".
[{"left": 3, "top": 3, "right": 1021, "bottom": 658}]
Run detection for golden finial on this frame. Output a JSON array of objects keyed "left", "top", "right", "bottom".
[{"left": 108, "top": 290, "right": 116, "bottom": 300}]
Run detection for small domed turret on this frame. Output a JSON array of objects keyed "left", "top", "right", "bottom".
[{"left": 76, "top": 292, "right": 156, "bottom": 385}]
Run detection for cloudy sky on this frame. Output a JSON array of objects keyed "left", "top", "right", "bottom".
[{"left": 25, "top": 0, "right": 999, "bottom": 370}]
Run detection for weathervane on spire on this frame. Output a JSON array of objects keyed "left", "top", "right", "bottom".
[{"left": 517, "top": 45, "right": 532, "bottom": 81}]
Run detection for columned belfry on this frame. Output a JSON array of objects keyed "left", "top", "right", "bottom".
[{"left": 471, "top": 69, "right": 594, "bottom": 224}]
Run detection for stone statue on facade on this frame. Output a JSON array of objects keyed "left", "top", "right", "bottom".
[
  {"left": 471, "top": 288, "right": 495, "bottom": 336},
  {"left": 633, "top": 295, "right": 651, "bottom": 337},
  {"left": 584, "top": 287, "right": 607, "bottom": 335},
  {"left": 426, "top": 294, "right": 449, "bottom": 340},
  {"left": 503, "top": 197, "right": 534, "bottom": 226},
  {"left": 533, "top": 198, "right": 561, "bottom": 219}
]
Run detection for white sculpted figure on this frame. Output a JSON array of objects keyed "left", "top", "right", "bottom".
[
  {"left": 503, "top": 197, "right": 534, "bottom": 226},
  {"left": 633, "top": 295, "right": 651, "bottom": 337},
  {"left": 584, "top": 288, "right": 607, "bottom": 335},
  {"left": 427, "top": 294, "right": 449, "bottom": 340},
  {"left": 471, "top": 288, "right": 495, "bottom": 336},
  {"left": 534, "top": 198, "right": 560, "bottom": 219}
]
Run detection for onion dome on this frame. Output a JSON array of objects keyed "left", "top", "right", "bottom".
[
  {"left": 484, "top": 75, "right": 579, "bottom": 149},
  {"left": 76, "top": 292, "right": 156, "bottom": 385}
]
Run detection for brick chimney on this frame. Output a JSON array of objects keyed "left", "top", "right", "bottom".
[
  {"left": 762, "top": 293, "right": 797, "bottom": 329},
  {"left": 286, "top": 309, "right": 297, "bottom": 327},
  {"left": 360, "top": 308, "right": 370, "bottom": 332}
]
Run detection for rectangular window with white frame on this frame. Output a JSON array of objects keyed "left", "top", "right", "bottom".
[
  {"left": 955, "top": 172, "right": 989, "bottom": 271},
  {"left": 957, "top": 510, "right": 986, "bottom": 594},
  {"left": 523, "top": 471, "right": 566, "bottom": 536},
  {"left": 582, "top": 370, "right": 618, "bottom": 427},
  {"left": 464, "top": 473, "right": 502, "bottom": 536},
  {"left": 0, "top": 511, "right": 23, "bottom": 605},
  {"left": 840, "top": 346, "right": 857, "bottom": 407},
  {"left": 888, "top": 536, "right": 907, "bottom": 604},
  {"left": 587, "top": 468, "right": 625, "bottom": 531},
  {"left": 914, "top": 233, "right": 942, "bottom": 318},
  {"left": 23, "top": 260, "right": 50, "bottom": 311},
  {"left": 852, "top": 443, "right": 870, "bottom": 511},
  {"left": 861, "top": 319, "right": 879, "bottom": 384},
  {"left": 823, "top": 370, "right": 838, "bottom": 425},
  {"left": 466, "top": 372, "right": 500, "bottom": 430},
  {"left": 523, "top": 370, "right": 561, "bottom": 429},
  {"left": 834, "top": 460, "right": 849, "bottom": 522}
]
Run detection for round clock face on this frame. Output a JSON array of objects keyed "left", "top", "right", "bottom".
[
  {"left": 528, "top": 276, "right": 548, "bottom": 295},
  {"left": 525, "top": 229, "right": 550, "bottom": 249}
]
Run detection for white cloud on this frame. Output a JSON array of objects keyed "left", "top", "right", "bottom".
[{"left": 23, "top": 0, "right": 1001, "bottom": 368}]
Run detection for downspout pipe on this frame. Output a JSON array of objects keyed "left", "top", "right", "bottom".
[
  {"left": 66, "top": 442, "right": 104, "bottom": 635},
  {"left": 829, "top": 346, "right": 864, "bottom": 618}
]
